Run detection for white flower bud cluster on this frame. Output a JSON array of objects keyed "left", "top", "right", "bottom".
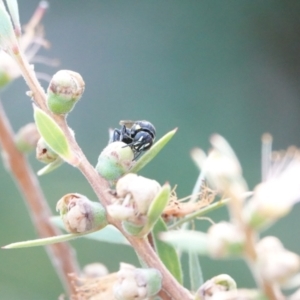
[
  {"left": 114, "top": 264, "right": 162, "bottom": 300},
  {"left": 107, "top": 174, "right": 161, "bottom": 231}
]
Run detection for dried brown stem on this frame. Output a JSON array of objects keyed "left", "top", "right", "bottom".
[{"left": 0, "top": 101, "right": 79, "bottom": 296}]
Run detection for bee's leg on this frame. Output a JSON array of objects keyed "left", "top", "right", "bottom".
[{"left": 112, "top": 128, "right": 121, "bottom": 142}]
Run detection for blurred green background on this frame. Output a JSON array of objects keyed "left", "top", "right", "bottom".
[{"left": 1, "top": 1, "right": 300, "bottom": 299}]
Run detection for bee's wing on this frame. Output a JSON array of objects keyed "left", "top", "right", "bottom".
[{"left": 119, "top": 120, "right": 135, "bottom": 128}]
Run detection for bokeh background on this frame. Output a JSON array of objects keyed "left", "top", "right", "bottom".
[{"left": 1, "top": 1, "right": 300, "bottom": 299}]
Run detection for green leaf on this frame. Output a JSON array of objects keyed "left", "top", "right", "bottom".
[
  {"left": 159, "top": 230, "right": 209, "bottom": 255},
  {"left": 51, "top": 216, "right": 129, "bottom": 245},
  {"left": 189, "top": 251, "right": 203, "bottom": 291},
  {"left": 152, "top": 218, "right": 183, "bottom": 284},
  {"left": 37, "top": 157, "right": 64, "bottom": 176},
  {"left": 129, "top": 128, "right": 177, "bottom": 173},
  {"left": 33, "top": 106, "right": 72, "bottom": 161},
  {"left": 2, "top": 232, "right": 91, "bottom": 249},
  {"left": 138, "top": 183, "right": 170, "bottom": 237}
]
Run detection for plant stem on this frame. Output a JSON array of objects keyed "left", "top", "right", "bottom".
[
  {"left": 0, "top": 101, "right": 79, "bottom": 295},
  {"left": 12, "top": 37, "right": 193, "bottom": 300}
]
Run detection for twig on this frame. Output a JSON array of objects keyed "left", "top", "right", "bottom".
[
  {"left": 0, "top": 101, "right": 79, "bottom": 296},
  {"left": 12, "top": 35, "right": 193, "bottom": 300}
]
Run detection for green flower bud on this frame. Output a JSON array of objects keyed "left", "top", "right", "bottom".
[
  {"left": 47, "top": 70, "right": 85, "bottom": 114},
  {"left": 36, "top": 137, "right": 59, "bottom": 163},
  {"left": 96, "top": 142, "right": 135, "bottom": 181},
  {"left": 56, "top": 193, "right": 107, "bottom": 233},
  {"left": 122, "top": 221, "right": 144, "bottom": 236},
  {"left": 15, "top": 123, "right": 40, "bottom": 153},
  {"left": 114, "top": 264, "right": 162, "bottom": 300}
]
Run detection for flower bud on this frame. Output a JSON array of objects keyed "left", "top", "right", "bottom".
[
  {"left": 195, "top": 274, "right": 237, "bottom": 300},
  {"left": 82, "top": 263, "right": 108, "bottom": 278},
  {"left": 244, "top": 148, "right": 300, "bottom": 230},
  {"left": 207, "top": 222, "right": 245, "bottom": 258},
  {"left": 96, "top": 142, "right": 135, "bottom": 181},
  {"left": 256, "top": 237, "right": 300, "bottom": 285},
  {"left": 116, "top": 173, "right": 161, "bottom": 215},
  {"left": 47, "top": 70, "right": 85, "bottom": 114},
  {"left": 36, "top": 137, "right": 59, "bottom": 163},
  {"left": 114, "top": 264, "right": 162, "bottom": 300},
  {"left": 56, "top": 193, "right": 107, "bottom": 233},
  {"left": 107, "top": 174, "right": 161, "bottom": 235},
  {"left": 202, "top": 135, "right": 247, "bottom": 196},
  {"left": 15, "top": 123, "right": 40, "bottom": 153}
]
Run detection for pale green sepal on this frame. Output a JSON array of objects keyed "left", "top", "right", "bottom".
[
  {"left": 138, "top": 183, "right": 170, "bottom": 237},
  {"left": 33, "top": 105, "right": 72, "bottom": 161},
  {"left": 152, "top": 218, "right": 183, "bottom": 284},
  {"left": 0, "top": 2, "right": 17, "bottom": 53},
  {"left": 189, "top": 251, "right": 203, "bottom": 291},
  {"left": 159, "top": 230, "right": 209, "bottom": 255},
  {"left": 6, "top": 0, "right": 21, "bottom": 37},
  {"left": 129, "top": 128, "right": 177, "bottom": 173},
  {"left": 37, "top": 157, "right": 64, "bottom": 176},
  {"left": 51, "top": 217, "right": 129, "bottom": 245},
  {"left": 2, "top": 231, "right": 96, "bottom": 249}
]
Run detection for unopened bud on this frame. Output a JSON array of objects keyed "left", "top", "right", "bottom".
[
  {"left": 256, "top": 237, "right": 300, "bottom": 285},
  {"left": 195, "top": 274, "right": 237, "bottom": 300},
  {"left": 82, "top": 263, "right": 108, "bottom": 278},
  {"left": 47, "top": 70, "right": 85, "bottom": 114},
  {"left": 116, "top": 173, "right": 161, "bottom": 215},
  {"left": 36, "top": 137, "right": 59, "bottom": 163},
  {"left": 56, "top": 193, "right": 107, "bottom": 233},
  {"left": 15, "top": 123, "right": 40, "bottom": 153},
  {"left": 114, "top": 264, "right": 162, "bottom": 300},
  {"left": 96, "top": 142, "right": 135, "bottom": 181},
  {"left": 207, "top": 222, "right": 245, "bottom": 258}
]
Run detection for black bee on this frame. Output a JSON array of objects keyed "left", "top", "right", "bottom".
[{"left": 112, "top": 120, "right": 156, "bottom": 160}]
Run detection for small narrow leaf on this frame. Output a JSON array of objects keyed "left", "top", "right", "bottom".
[
  {"left": 152, "top": 218, "right": 183, "bottom": 284},
  {"left": 2, "top": 232, "right": 92, "bottom": 249},
  {"left": 37, "top": 157, "right": 64, "bottom": 176},
  {"left": 130, "top": 128, "right": 177, "bottom": 173},
  {"left": 51, "top": 217, "right": 129, "bottom": 245},
  {"left": 189, "top": 251, "right": 203, "bottom": 291},
  {"left": 33, "top": 106, "right": 72, "bottom": 161},
  {"left": 160, "top": 230, "right": 209, "bottom": 255},
  {"left": 138, "top": 183, "right": 170, "bottom": 237}
]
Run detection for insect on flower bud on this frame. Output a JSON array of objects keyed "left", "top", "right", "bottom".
[
  {"left": 47, "top": 70, "right": 85, "bottom": 114},
  {"left": 15, "top": 123, "right": 40, "bottom": 153},
  {"left": 36, "top": 137, "right": 59, "bottom": 163},
  {"left": 207, "top": 222, "right": 245, "bottom": 258},
  {"left": 114, "top": 264, "right": 162, "bottom": 300},
  {"left": 56, "top": 193, "right": 107, "bottom": 233},
  {"left": 96, "top": 142, "right": 135, "bottom": 181}
]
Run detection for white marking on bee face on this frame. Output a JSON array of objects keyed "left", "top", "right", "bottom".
[{"left": 138, "top": 136, "right": 144, "bottom": 142}]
